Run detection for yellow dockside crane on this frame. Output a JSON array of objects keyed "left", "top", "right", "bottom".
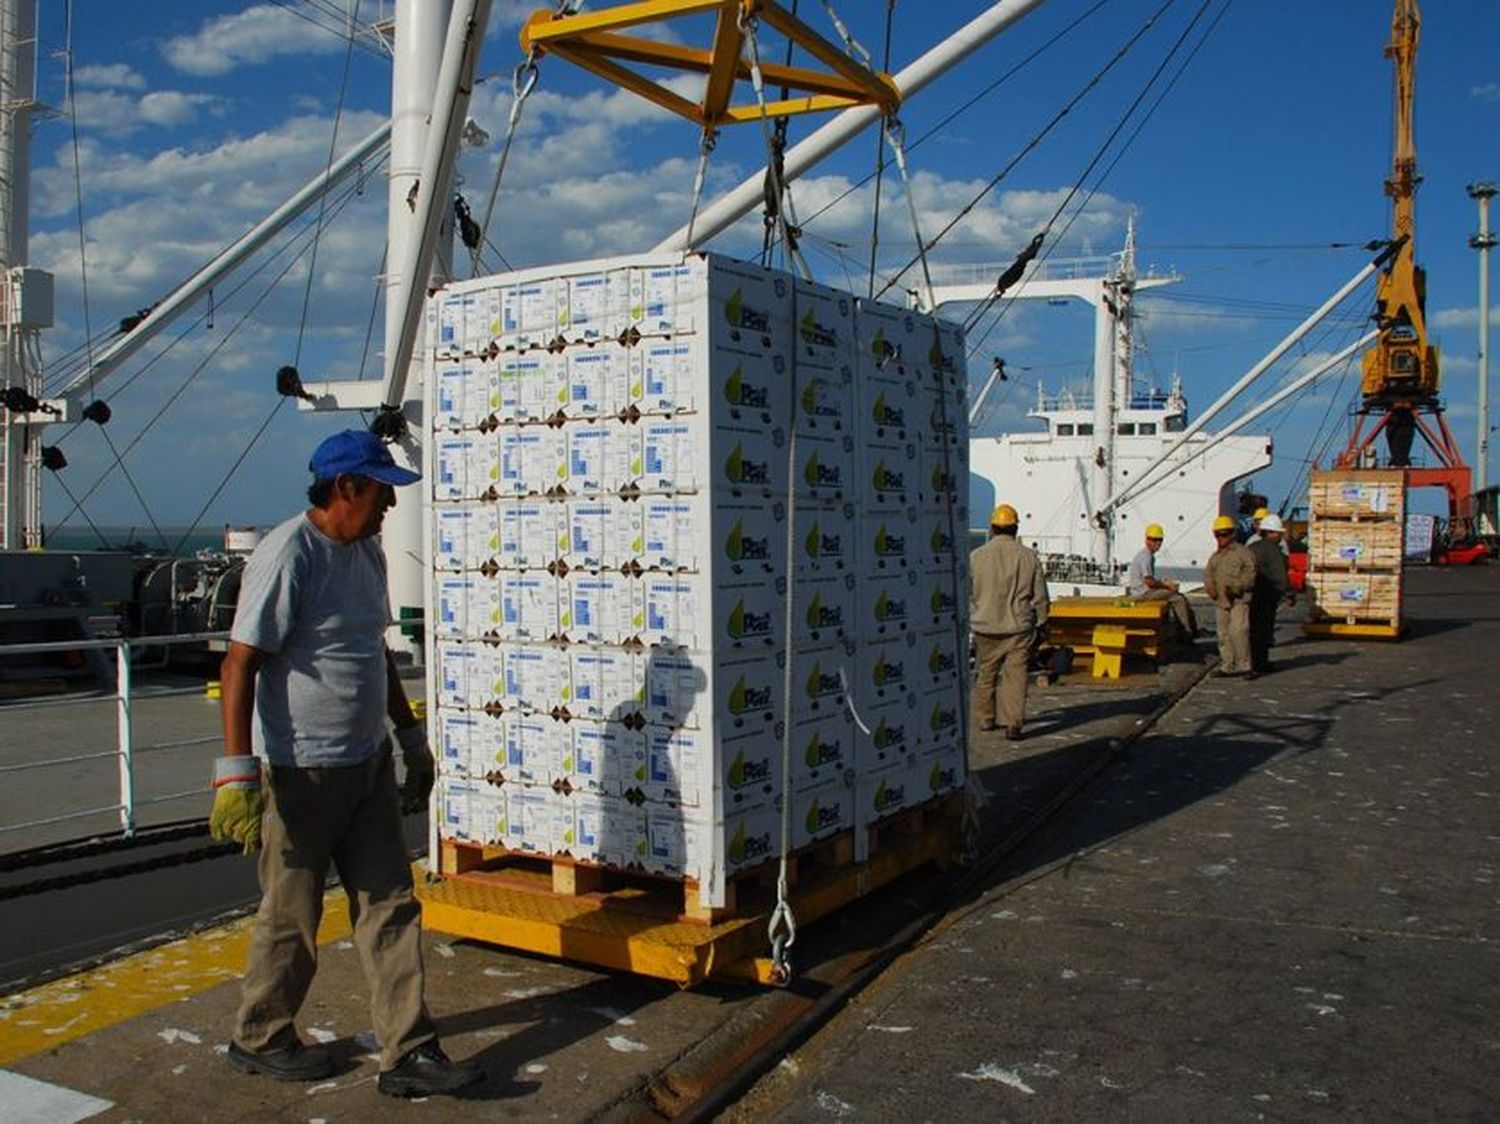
[{"left": 1337, "top": 0, "right": 1472, "bottom": 527}]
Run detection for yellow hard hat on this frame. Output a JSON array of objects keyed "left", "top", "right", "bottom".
[
  {"left": 1252, "top": 506, "right": 1270, "bottom": 521},
  {"left": 1212, "top": 515, "right": 1237, "bottom": 533},
  {"left": 1145, "top": 523, "right": 1165, "bottom": 540},
  {"left": 990, "top": 503, "right": 1019, "bottom": 528}
]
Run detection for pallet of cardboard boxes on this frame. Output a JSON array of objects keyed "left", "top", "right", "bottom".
[
  {"left": 415, "top": 252, "right": 972, "bottom": 983},
  {"left": 1303, "top": 468, "right": 1405, "bottom": 639}
]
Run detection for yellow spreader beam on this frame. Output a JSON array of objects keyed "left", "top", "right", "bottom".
[{"left": 520, "top": 0, "right": 900, "bottom": 128}]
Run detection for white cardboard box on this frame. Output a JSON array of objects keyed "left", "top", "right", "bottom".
[
  {"left": 564, "top": 721, "right": 645, "bottom": 796},
  {"left": 568, "top": 646, "right": 643, "bottom": 720},
  {"left": 561, "top": 497, "right": 643, "bottom": 572},
  {"left": 559, "top": 569, "right": 641, "bottom": 645}
]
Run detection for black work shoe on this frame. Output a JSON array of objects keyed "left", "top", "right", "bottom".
[
  {"left": 1004, "top": 726, "right": 1023, "bottom": 741},
  {"left": 378, "top": 1041, "right": 484, "bottom": 1098},
  {"left": 226, "top": 1039, "right": 334, "bottom": 1082},
  {"left": 978, "top": 722, "right": 998, "bottom": 732}
]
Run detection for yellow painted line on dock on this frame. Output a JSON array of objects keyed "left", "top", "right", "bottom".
[{"left": 0, "top": 892, "right": 352, "bottom": 1067}]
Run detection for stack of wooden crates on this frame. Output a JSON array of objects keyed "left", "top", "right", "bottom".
[{"left": 1303, "top": 468, "right": 1405, "bottom": 638}]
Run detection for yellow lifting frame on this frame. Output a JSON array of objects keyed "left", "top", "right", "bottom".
[{"left": 520, "top": 0, "right": 900, "bottom": 128}]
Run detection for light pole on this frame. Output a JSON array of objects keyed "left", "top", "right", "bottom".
[{"left": 1468, "top": 181, "right": 1496, "bottom": 493}]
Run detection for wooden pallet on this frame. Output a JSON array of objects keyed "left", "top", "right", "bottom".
[
  {"left": 436, "top": 793, "right": 962, "bottom": 925},
  {"left": 418, "top": 794, "right": 965, "bottom": 985}
]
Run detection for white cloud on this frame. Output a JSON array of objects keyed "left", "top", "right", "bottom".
[
  {"left": 1472, "top": 83, "right": 1500, "bottom": 102},
  {"left": 68, "top": 88, "right": 225, "bottom": 134},
  {"left": 138, "top": 91, "right": 226, "bottom": 128},
  {"left": 1432, "top": 303, "right": 1500, "bottom": 331},
  {"left": 74, "top": 64, "right": 146, "bottom": 90},
  {"left": 160, "top": 3, "right": 383, "bottom": 77}
]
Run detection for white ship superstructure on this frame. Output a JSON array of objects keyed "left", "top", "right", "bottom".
[
  {"left": 970, "top": 379, "right": 1271, "bottom": 572},
  {"left": 930, "top": 221, "right": 1272, "bottom": 575}
]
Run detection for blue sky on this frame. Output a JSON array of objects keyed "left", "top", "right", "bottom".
[{"left": 21, "top": 0, "right": 1500, "bottom": 539}]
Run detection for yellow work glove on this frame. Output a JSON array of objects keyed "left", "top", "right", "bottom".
[
  {"left": 210, "top": 756, "right": 264, "bottom": 854},
  {"left": 396, "top": 724, "right": 435, "bottom": 815}
]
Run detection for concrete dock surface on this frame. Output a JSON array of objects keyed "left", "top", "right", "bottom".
[{"left": 1, "top": 565, "right": 1495, "bottom": 1120}]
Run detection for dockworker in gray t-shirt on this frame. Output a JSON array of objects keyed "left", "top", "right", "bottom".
[
  {"left": 1126, "top": 523, "right": 1198, "bottom": 642},
  {"left": 210, "top": 429, "right": 483, "bottom": 1098}
]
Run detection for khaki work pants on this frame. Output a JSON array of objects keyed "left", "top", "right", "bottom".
[
  {"left": 972, "top": 630, "right": 1032, "bottom": 730},
  {"left": 235, "top": 749, "right": 435, "bottom": 1070},
  {"left": 1139, "top": 587, "right": 1197, "bottom": 639},
  {"left": 1214, "top": 600, "right": 1252, "bottom": 674}
]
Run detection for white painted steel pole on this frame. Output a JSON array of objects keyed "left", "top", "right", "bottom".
[
  {"left": 55, "top": 123, "right": 392, "bottom": 401},
  {"left": 652, "top": 0, "right": 1049, "bottom": 252},
  {"left": 1102, "top": 252, "right": 1388, "bottom": 517},
  {"left": 117, "top": 641, "right": 135, "bottom": 836},
  {"left": 1122, "top": 331, "right": 1377, "bottom": 505},
  {"left": 380, "top": 0, "right": 452, "bottom": 661},
  {"left": 1089, "top": 285, "right": 1113, "bottom": 564},
  {"left": 0, "top": 0, "right": 40, "bottom": 549},
  {"left": 1469, "top": 182, "right": 1496, "bottom": 491},
  {"left": 380, "top": 0, "right": 490, "bottom": 412}
]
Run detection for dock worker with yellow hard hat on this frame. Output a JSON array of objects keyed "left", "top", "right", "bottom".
[
  {"left": 1203, "top": 514, "right": 1257, "bottom": 676},
  {"left": 969, "top": 502, "right": 1049, "bottom": 740},
  {"left": 1126, "top": 523, "right": 1198, "bottom": 641},
  {"left": 1246, "top": 506, "right": 1270, "bottom": 544}
]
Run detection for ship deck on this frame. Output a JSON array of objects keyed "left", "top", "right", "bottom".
[{"left": 0, "top": 566, "right": 1495, "bottom": 1119}]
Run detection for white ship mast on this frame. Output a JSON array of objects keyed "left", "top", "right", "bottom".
[
  {"left": 0, "top": 0, "right": 48, "bottom": 550},
  {"left": 927, "top": 215, "right": 1178, "bottom": 567}
]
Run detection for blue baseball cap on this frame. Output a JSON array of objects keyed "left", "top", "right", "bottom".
[{"left": 309, "top": 429, "right": 421, "bottom": 486}]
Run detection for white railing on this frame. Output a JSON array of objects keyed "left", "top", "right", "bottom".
[
  {"left": 924, "top": 255, "right": 1119, "bottom": 289},
  {"left": 0, "top": 632, "right": 229, "bottom": 847},
  {"left": 0, "top": 621, "right": 425, "bottom": 856}
]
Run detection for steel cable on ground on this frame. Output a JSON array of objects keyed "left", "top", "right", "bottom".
[
  {"left": 874, "top": 0, "right": 1183, "bottom": 307},
  {"left": 43, "top": 180, "right": 371, "bottom": 540}
]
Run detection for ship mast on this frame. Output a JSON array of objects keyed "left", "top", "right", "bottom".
[{"left": 0, "top": 0, "right": 49, "bottom": 550}]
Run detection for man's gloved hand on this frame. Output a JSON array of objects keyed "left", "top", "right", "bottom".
[
  {"left": 210, "top": 756, "right": 264, "bottom": 854},
  {"left": 396, "top": 723, "right": 435, "bottom": 815}
]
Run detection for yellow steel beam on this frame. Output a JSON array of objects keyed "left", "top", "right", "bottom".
[
  {"left": 702, "top": 10, "right": 745, "bottom": 124},
  {"left": 551, "top": 43, "right": 707, "bottom": 125},
  {"left": 521, "top": 0, "right": 899, "bottom": 126},
  {"left": 719, "top": 93, "right": 862, "bottom": 123},
  {"left": 521, "top": 0, "right": 730, "bottom": 50},
  {"left": 564, "top": 31, "right": 869, "bottom": 100},
  {"left": 757, "top": 1, "right": 900, "bottom": 107}
]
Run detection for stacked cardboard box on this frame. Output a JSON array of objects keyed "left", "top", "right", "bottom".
[
  {"left": 424, "top": 253, "right": 969, "bottom": 907},
  {"left": 1304, "top": 468, "right": 1405, "bottom": 634}
]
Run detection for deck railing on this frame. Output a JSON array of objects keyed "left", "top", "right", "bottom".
[
  {"left": 0, "top": 633, "right": 229, "bottom": 846},
  {"left": 0, "top": 622, "right": 422, "bottom": 855}
]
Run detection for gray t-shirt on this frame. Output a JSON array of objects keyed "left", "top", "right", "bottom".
[
  {"left": 1126, "top": 546, "right": 1155, "bottom": 597},
  {"left": 231, "top": 513, "right": 391, "bottom": 767}
]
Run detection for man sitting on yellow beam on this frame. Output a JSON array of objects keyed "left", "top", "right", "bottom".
[{"left": 1126, "top": 523, "right": 1199, "bottom": 642}]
